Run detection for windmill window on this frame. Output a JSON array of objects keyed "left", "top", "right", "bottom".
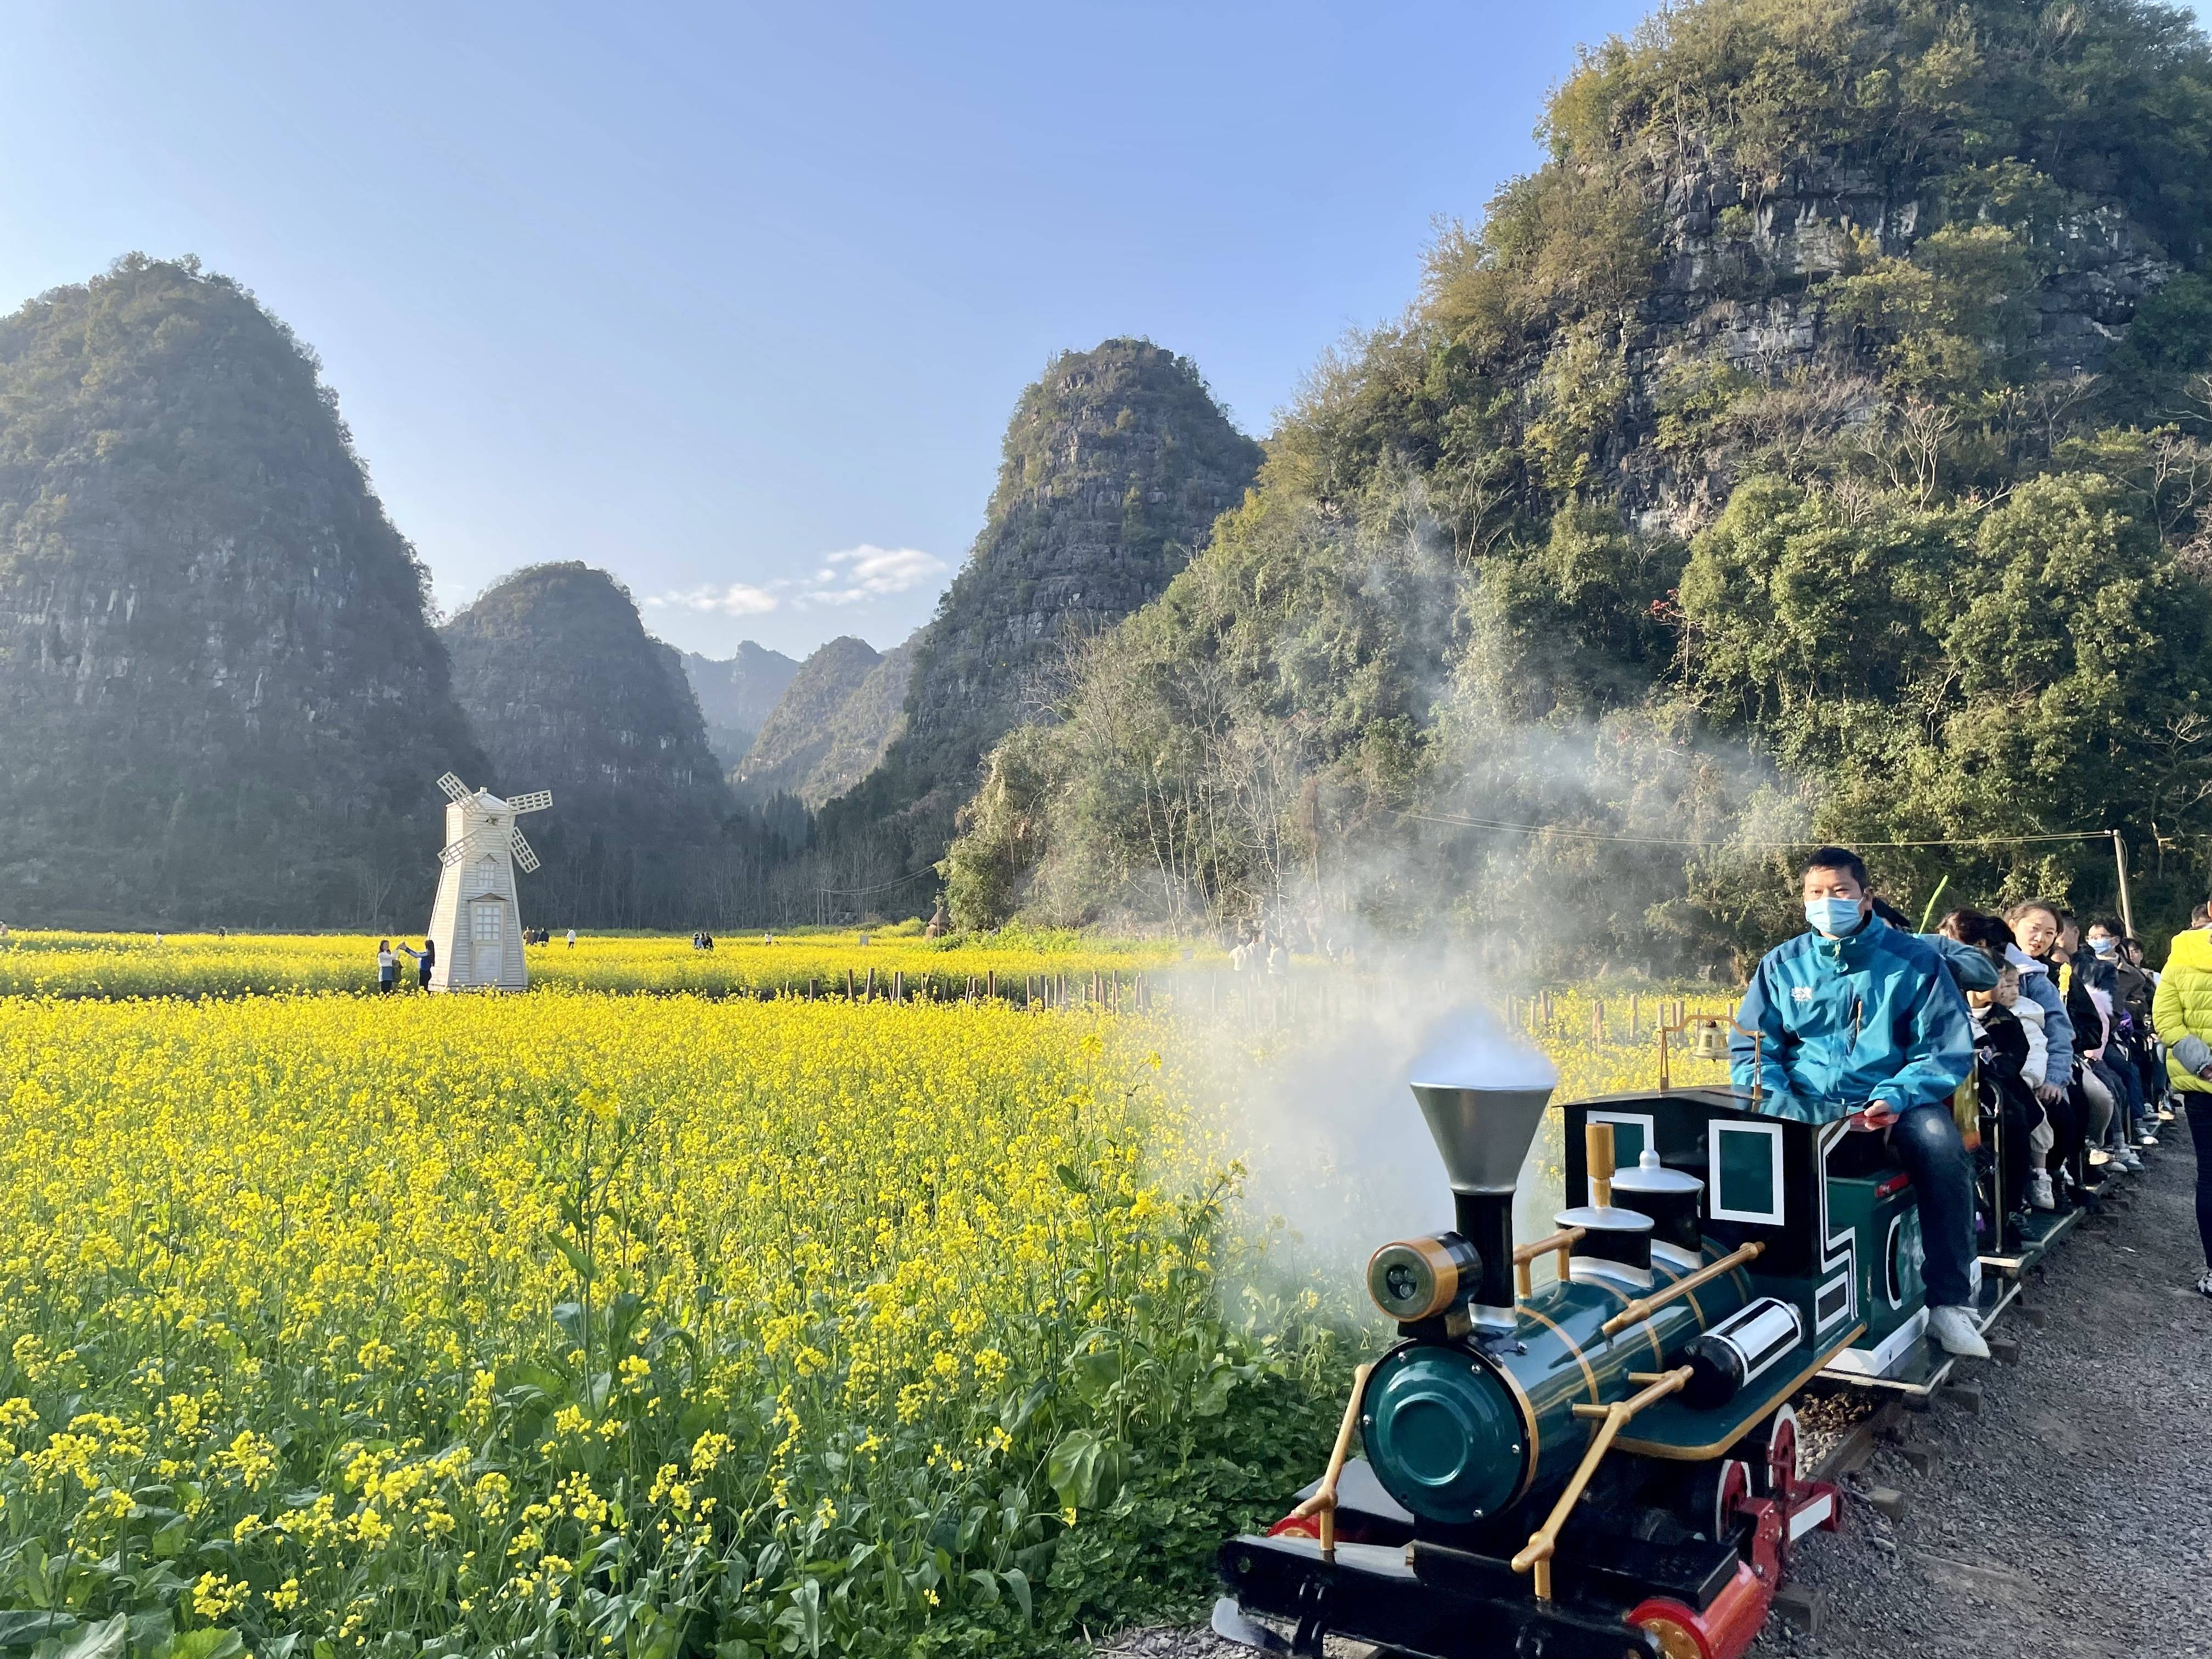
[{"left": 471, "top": 904, "right": 504, "bottom": 943}]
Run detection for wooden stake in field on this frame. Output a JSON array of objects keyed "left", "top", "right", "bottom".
[{"left": 1593, "top": 1001, "right": 1605, "bottom": 1042}]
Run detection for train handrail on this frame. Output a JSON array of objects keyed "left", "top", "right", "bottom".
[
  {"left": 1282, "top": 1361, "right": 1373, "bottom": 1560},
  {"left": 1598, "top": 1240, "right": 1765, "bottom": 1338},
  {"left": 1512, "top": 1365, "right": 1695, "bottom": 1600},
  {"left": 1510, "top": 1227, "right": 1588, "bottom": 1299}
]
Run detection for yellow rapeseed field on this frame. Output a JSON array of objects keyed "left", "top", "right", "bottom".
[
  {"left": 0, "top": 929, "right": 1202, "bottom": 1002},
  {"left": 0, "top": 961, "right": 1741, "bottom": 1655},
  {"left": 0, "top": 992, "right": 1346, "bottom": 1656}
]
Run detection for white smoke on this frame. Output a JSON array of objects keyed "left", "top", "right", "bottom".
[{"left": 1194, "top": 975, "right": 1567, "bottom": 1316}]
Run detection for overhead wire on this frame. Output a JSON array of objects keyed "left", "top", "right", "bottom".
[{"left": 1398, "top": 808, "right": 2117, "bottom": 852}]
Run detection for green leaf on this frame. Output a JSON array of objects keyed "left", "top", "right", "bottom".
[
  {"left": 1066, "top": 1347, "right": 1119, "bottom": 1407},
  {"left": 1001, "top": 1567, "right": 1032, "bottom": 1624},
  {"left": 53, "top": 1617, "right": 125, "bottom": 1659},
  {"left": 963, "top": 1569, "right": 999, "bottom": 1608},
  {"left": 998, "top": 1382, "right": 1050, "bottom": 1434},
  {"left": 1191, "top": 1359, "right": 1239, "bottom": 1418},
  {"left": 166, "top": 1632, "right": 243, "bottom": 1659},
  {"left": 797, "top": 1579, "right": 821, "bottom": 1659},
  {"left": 0, "top": 1614, "right": 77, "bottom": 1647},
  {"left": 1053, "top": 1164, "right": 1087, "bottom": 1194},
  {"left": 1046, "top": 1429, "right": 1104, "bottom": 1509}
]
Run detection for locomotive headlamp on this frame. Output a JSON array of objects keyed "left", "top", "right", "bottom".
[{"left": 1366, "top": 1234, "right": 1482, "bottom": 1322}]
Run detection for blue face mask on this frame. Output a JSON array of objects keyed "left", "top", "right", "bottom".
[
  {"left": 2090, "top": 936, "right": 2118, "bottom": 956},
  {"left": 1804, "top": 896, "right": 1863, "bottom": 937}
]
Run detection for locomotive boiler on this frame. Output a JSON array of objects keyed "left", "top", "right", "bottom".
[{"left": 1210, "top": 1079, "right": 1920, "bottom": 1659}]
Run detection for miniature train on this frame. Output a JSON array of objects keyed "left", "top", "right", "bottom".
[{"left": 1210, "top": 1078, "right": 2046, "bottom": 1659}]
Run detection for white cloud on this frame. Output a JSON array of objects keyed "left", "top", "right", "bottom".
[
  {"left": 646, "top": 545, "right": 945, "bottom": 619},
  {"left": 799, "top": 544, "right": 947, "bottom": 607},
  {"left": 647, "top": 583, "right": 781, "bottom": 616}
]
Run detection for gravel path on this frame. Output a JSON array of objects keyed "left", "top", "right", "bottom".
[
  {"left": 1754, "top": 1137, "right": 2212, "bottom": 1659},
  {"left": 1105, "top": 1136, "right": 2210, "bottom": 1659}
]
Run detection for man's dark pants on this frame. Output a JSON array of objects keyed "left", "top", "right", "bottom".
[{"left": 1890, "top": 1105, "right": 1976, "bottom": 1309}]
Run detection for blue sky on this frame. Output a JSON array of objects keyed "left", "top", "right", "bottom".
[{"left": 1, "top": 2, "right": 1814, "bottom": 658}]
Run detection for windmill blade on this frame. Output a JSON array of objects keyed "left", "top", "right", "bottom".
[
  {"left": 436, "top": 772, "right": 471, "bottom": 804},
  {"left": 507, "top": 789, "right": 552, "bottom": 815},
  {"left": 438, "top": 839, "right": 470, "bottom": 868},
  {"left": 510, "top": 829, "right": 541, "bottom": 873}
]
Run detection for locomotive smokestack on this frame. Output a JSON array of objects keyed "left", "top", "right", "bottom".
[{"left": 1407, "top": 1082, "right": 1554, "bottom": 1329}]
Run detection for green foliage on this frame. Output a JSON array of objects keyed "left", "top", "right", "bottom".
[
  {"left": 1678, "top": 470, "right": 2212, "bottom": 906},
  {"left": 947, "top": 0, "right": 2212, "bottom": 961},
  {"left": 442, "top": 564, "right": 736, "bottom": 929},
  {"left": 0, "top": 256, "right": 485, "bottom": 929}
]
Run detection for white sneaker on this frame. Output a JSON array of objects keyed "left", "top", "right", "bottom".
[
  {"left": 2198, "top": 1272, "right": 2212, "bottom": 1299},
  {"left": 2115, "top": 1148, "right": 2144, "bottom": 1172},
  {"left": 2089, "top": 1148, "right": 2112, "bottom": 1168},
  {"left": 1927, "top": 1305, "right": 1991, "bottom": 1358},
  {"left": 2027, "top": 1171, "right": 2056, "bottom": 1211}
]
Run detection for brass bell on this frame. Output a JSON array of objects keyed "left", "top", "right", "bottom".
[{"left": 1686, "top": 1017, "right": 1728, "bottom": 1062}]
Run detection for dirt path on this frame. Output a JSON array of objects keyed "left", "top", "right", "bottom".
[{"left": 1108, "top": 1135, "right": 2211, "bottom": 1659}]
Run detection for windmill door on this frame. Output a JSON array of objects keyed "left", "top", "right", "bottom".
[{"left": 470, "top": 900, "right": 506, "bottom": 985}]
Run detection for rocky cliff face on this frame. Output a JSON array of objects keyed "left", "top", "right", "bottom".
[
  {"left": 735, "top": 635, "right": 889, "bottom": 806},
  {"left": 821, "top": 338, "right": 1261, "bottom": 866},
  {"left": 680, "top": 641, "right": 800, "bottom": 771},
  {"left": 1605, "top": 151, "right": 2174, "bottom": 529},
  {"left": 443, "top": 563, "right": 732, "bottom": 927},
  {"left": 0, "top": 256, "right": 485, "bottom": 927},
  {"left": 799, "top": 639, "right": 915, "bottom": 805}
]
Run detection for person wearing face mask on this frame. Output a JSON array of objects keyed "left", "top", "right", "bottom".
[
  {"left": 1730, "top": 847, "right": 1987, "bottom": 1356},
  {"left": 2086, "top": 916, "right": 2163, "bottom": 1143}
]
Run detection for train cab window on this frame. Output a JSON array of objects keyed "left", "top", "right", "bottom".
[{"left": 1709, "top": 1121, "right": 1786, "bottom": 1225}]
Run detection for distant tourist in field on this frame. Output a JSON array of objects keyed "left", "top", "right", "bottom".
[
  {"left": 375, "top": 939, "right": 397, "bottom": 994},
  {"left": 566, "top": 928, "right": 577, "bottom": 947},
  {"left": 398, "top": 938, "right": 434, "bottom": 989},
  {"left": 153, "top": 931, "right": 163, "bottom": 945}
]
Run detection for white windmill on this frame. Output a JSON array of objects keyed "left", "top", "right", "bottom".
[{"left": 424, "top": 773, "right": 552, "bottom": 991}]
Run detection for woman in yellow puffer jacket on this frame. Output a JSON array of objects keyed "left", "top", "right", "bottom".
[{"left": 2149, "top": 927, "right": 2212, "bottom": 1297}]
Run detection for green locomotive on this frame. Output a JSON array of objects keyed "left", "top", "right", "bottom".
[{"left": 1211, "top": 1079, "right": 1963, "bottom": 1659}]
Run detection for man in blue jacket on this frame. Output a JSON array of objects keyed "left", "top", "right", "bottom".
[{"left": 1730, "top": 847, "right": 1988, "bottom": 1357}]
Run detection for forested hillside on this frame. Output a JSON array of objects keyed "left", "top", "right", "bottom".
[
  {"left": 0, "top": 256, "right": 484, "bottom": 928},
  {"left": 680, "top": 641, "right": 800, "bottom": 771},
  {"left": 948, "top": 0, "right": 2212, "bottom": 970},
  {"left": 443, "top": 563, "right": 736, "bottom": 928},
  {"left": 820, "top": 338, "right": 1263, "bottom": 877},
  {"left": 733, "top": 634, "right": 916, "bottom": 807}
]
